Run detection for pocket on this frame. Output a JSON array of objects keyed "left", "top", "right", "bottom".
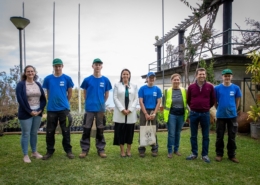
[
  {"left": 83, "top": 113, "right": 87, "bottom": 125},
  {"left": 66, "top": 113, "right": 73, "bottom": 127},
  {"left": 231, "top": 118, "right": 238, "bottom": 133}
]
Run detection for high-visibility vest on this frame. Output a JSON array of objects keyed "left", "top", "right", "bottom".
[{"left": 163, "top": 87, "right": 188, "bottom": 123}]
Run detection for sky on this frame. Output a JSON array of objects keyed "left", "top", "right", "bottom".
[{"left": 0, "top": 0, "right": 259, "bottom": 89}]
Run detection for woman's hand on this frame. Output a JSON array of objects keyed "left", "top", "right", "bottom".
[
  {"left": 30, "top": 110, "right": 42, "bottom": 117},
  {"left": 30, "top": 111, "right": 37, "bottom": 116},
  {"left": 121, "top": 110, "right": 128, "bottom": 116},
  {"left": 122, "top": 110, "right": 131, "bottom": 116},
  {"left": 150, "top": 113, "right": 156, "bottom": 120}
]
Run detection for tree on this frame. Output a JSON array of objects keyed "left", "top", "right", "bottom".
[
  {"left": 233, "top": 18, "right": 260, "bottom": 54},
  {"left": 180, "top": 0, "right": 220, "bottom": 86},
  {"left": 0, "top": 65, "right": 20, "bottom": 119},
  {"left": 70, "top": 88, "right": 84, "bottom": 112}
]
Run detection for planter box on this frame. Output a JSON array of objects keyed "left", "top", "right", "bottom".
[{"left": 250, "top": 123, "right": 260, "bottom": 139}]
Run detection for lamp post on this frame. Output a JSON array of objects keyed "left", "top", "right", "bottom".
[{"left": 10, "top": 16, "right": 30, "bottom": 75}]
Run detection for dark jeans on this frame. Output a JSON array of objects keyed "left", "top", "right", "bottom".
[
  {"left": 138, "top": 110, "right": 158, "bottom": 153},
  {"left": 189, "top": 111, "right": 210, "bottom": 156},
  {"left": 215, "top": 118, "right": 238, "bottom": 158},
  {"left": 80, "top": 112, "right": 106, "bottom": 153},
  {"left": 46, "top": 110, "right": 72, "bottom": 154}
]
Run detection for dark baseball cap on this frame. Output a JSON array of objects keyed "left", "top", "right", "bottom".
[
  {"left": 222, "top": 69, "right": 232, "bottom": 75},
  {"left": 53, "top": 58, "right": 63, "bottom": 65},
  {"left": 93, "top": 58, "right": 103, "bottom": 64}
]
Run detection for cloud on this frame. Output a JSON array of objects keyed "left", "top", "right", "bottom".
[{"left": 1, "top": 0, "right": 259, "bottom": 88}]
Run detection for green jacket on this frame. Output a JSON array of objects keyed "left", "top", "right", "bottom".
[{"left": 163, "top": 87, "right": 188, "bottom": 123}]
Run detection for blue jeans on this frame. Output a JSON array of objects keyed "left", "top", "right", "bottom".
[
  {"left": 167, "top": 114, "right": 184, "bottom": 154},
  {"left": 189, "top": 111, "right": 210, "bottom": 156},
  {"left": 19, "top": 116, "right": 42, "bottom": 155}
]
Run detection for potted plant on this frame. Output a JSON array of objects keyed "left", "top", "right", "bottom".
[{"left": 247, "top": 102, "right": 260, "bottom": 139}]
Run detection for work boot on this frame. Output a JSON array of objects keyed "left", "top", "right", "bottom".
[
  {"left": 79, "top": 151, "right": 88, "bottom": 158},
  {"left": 42, "top": 153, "right": 53, "bottom": 160},
  {"left": 98, "top": 152, "right": 107, "bottom": 158},
  {"left": 66, "top": 152, "right": 74, "bottom": 159},
  {"left": 229, "top": 157, "right": 239, "bottom": 163},
  {"left": 215, "top": 156, "right": 222, "bottom": 162}
]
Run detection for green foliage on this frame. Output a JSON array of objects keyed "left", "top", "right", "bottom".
[
  {"left": 157, "top": 110, "right": 164, "bottom": 124},
  {"left": 246, "top": 51, "right": 260, "bottom": 124},
  {"left": 199, "top": 59, "right": 218, "bottom": 84},
  {"left": 70, "top": 111, "right": 84, "bottom": 127},
  {"left": 7, "top": 117, "right": 19, "bottom": 128},
  {"left": 246, "top": 51, "right": 260, "bottom": 84},
  {"left": 105, "top": 108, "right": 113, "bottom": 125},
  {"left": 247, "top": 104, "right": 260, "bottom": 123}
]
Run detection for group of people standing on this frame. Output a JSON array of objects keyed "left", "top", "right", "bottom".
[{"left": 16, "top": 58, "right": 241, "bottom": 164}]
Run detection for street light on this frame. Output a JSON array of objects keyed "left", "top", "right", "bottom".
[{"left": 10, "top": 16, "right": 30, "bottom": 75}]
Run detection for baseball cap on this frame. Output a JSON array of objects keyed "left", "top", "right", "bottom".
[
  {"left": 222, "top": 69, "right": 232, "bottom": 75},
  {"left": 53, "top": 58, "right": 63, "bottom": 65},
  {"left": 147, "top": 72, "right": 156, "bottom": 77},
  {"left": 93, "top": 58, "right": 103, "bottom": 64}
]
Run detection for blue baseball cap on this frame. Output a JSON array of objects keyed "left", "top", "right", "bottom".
[{"left": 147, "top": 72, "right": 156, "bottom": 77}]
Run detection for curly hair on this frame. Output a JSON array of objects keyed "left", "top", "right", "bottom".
[{"left": 21, "top": 65, "right": 39, "bottom": 81}]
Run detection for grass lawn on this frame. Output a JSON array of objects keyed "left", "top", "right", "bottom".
[{"left": 0, "top": 129, "right": 260, "bottom": 185}]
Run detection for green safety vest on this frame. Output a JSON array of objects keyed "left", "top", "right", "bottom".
[{"left": 163, "top": 87, "right": 188, "bottom": 123}]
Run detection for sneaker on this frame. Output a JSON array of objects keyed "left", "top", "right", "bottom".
[
  {"left": 215, "top": 156, "right": 222, "bottom": 162},
  {"left": 139, "top": 153, "right": 145, "bottom": 158},
  {"left": 202, "top": 155, "right": 210, "bottom": 163},
  {"left": 23, "top": 155, "right": 31, "bottom": 163},
  {"left": 42, "top": 153, "right": 53, "bottom": 160},
  {"left": 31, "top": 152, "right": 43, "bottom": 159},
  {"left": 98, "top": 152, "right": 107, "bottom": 158},
  {"left": 79, "top": 152, "right": 88, "bottom": 158},
  {"left": 186, "top": 153, "right": 197, "bottom": 160},
  {"left": 167, "top": 153, "right": 173, "bottom": 158},
  {"left": 229, "top": 157, "right": 239, "bottom": 163},
  {"left": 66, "top": 152, "right": 74, "bottom": 159},
  {"left": 174, "top": 151, "right": 181, "bottom": 156},
  {"left": 152, "top": 152, "right": 158, "bottom": 157}
]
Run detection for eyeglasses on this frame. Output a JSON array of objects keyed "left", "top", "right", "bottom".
[{"left": 26, "top": 71, "right": 35, "bottom": 73}]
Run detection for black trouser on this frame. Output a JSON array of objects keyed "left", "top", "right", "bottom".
[
  {"left": 138, "top": 109, "right": 158, "bottom": 153},
  {"left": 80, "top": 112, "right": 106, "bottom": 153},
  {"left": 46, "top": 110, "right": 72, "bottom": 154},
  {"left": 215, "top": 117, "right": 237, "bottom": 158}
]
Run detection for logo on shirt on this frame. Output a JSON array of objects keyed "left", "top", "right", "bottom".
[
  {"left": 153, "top": 92, "right": 157, "bottom": 97},
  {"left": 230, "top": 91, "right": 234, "bottom": 96},
  {"left": 100, "top": 82, "right": 104, "bottom": 87},
  {"left": 60, "top": 81, "right": 64, "bottom": 86}
]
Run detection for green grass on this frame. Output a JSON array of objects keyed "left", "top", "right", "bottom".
[{"left": 1, "top": 130, "right": 260, "bottom": 185}]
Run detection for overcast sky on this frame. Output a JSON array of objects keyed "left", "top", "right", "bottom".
[{"left": 0, "top": 0, "right": 259, "bottom": 88}]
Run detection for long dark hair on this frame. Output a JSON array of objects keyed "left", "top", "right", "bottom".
[
  {"left": 21, "top": 65, "right": 39, "bottom": 81},
  {"left": 119, "top": 68, "right": 131, "bottom": 82}
]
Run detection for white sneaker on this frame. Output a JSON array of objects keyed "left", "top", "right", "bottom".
[
  {"left": 31, "top": 152, "right": 43, "bottom": 159},
  {"left": 23, "top": 155, "right": 31, "bottom": 163}
]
